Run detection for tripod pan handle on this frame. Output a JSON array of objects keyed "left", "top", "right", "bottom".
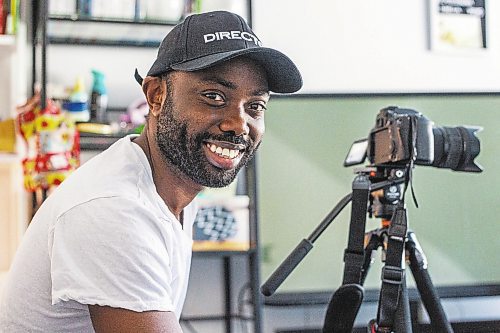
[{"left": 261, "top": 239, "right": 313, "bottom": 296}]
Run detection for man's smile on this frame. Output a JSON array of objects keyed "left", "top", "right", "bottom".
[{"left": 203, "top": 140, "right": 245, "bottom": 170}]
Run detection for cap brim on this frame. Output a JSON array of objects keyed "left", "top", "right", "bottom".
[{"left": 165, "top": 48, "right": 302, "bottom": 94}]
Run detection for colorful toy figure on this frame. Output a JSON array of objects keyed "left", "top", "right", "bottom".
[{"left": 17, "top": 95, "right": 80, "bottom": 192}]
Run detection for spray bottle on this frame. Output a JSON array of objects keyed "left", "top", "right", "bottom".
[{"left": 90, "top": 69, "right": 108, "bottom": 123}]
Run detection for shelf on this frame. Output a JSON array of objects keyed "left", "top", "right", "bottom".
[
  {"left": 193, "top": 242, "right": 250, "bottom": 253},
  {"left": 181, "top": 314, "right": 253, "bottom": 322},
  {"left": 46, "top": 18, "right": 174, "bottom": 47},
  {"left": 48, "top": 37, "right": 161, "bottom": 48},
  {"left": 79, "top": 132, "right": 130, "bottom": 150},
  {"left": 49, "top": 15, "right": 180, "bottom": 26},
  {"left": 193, "top": 249, "right": 256, "bottom": 258}
]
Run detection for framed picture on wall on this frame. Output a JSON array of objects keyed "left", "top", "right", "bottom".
[{"left": 428, "top": 0, "right": 487, "bottom": 53}]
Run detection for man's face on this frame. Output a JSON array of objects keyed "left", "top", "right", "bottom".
[{"left": 155, "top": 57, "right": 269, "bottom": 187}]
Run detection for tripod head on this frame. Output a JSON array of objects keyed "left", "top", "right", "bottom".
[{"left": 354, "top": 166, "right": 407, "bottom": 222}]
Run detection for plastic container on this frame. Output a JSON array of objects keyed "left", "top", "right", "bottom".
[
  {"left": 64, "top": 76, "right": 90, "bottom": 122},
  {"left": 63, "top": 101, "right": 90, "bottom": 122}
]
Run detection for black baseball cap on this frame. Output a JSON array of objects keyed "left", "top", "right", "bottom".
[{"left": 135, "top": 10, "right": 302, "bottom": 93}]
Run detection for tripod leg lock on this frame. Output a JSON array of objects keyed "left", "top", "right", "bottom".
[
  {"left": 381, "top": 265, "right": 404, "bottom": 285},
  {"left": 389, "top": 235, "right": 404, "bottom": 243}
]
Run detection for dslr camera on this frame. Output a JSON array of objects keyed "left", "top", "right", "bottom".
[{"left": 345, "top": 106, "right": 482, "bottom": 172}]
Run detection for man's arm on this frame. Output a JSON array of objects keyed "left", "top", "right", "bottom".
[{"left": 89, "top": 305, "right": 183, "bottom": 333}]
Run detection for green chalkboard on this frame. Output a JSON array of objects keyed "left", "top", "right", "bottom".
[{"left": 258, "top": 95, "right": 500, "bottom": 294}]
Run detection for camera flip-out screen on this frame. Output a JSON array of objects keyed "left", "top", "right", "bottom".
[{"left": 344, "top": 138, "right": 368, "bottom": 167}]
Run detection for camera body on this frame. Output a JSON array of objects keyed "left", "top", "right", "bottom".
[
  {"left": 369, "top": 107, "right": 434, "bottom": 166},
  {"left": 345, "top": 106, "right": 482, "bottom": 173}
]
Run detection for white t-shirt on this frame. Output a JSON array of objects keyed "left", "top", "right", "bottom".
[{"left": 0, "top": 135, "right": 196, "bottom": 332}]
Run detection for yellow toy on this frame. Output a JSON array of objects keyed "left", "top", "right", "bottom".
[{"left": 17, "top": 95, "right": 80, "bottom": 192}]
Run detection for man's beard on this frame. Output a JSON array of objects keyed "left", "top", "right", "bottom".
[{"left": 155, "top": 96, "right": 259, "bottom": 188}]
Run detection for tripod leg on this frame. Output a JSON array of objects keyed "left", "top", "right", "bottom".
[
  {"left": 360, "top": 231, "right": 384, "bottom": 285},
  {"left": 406, "top": 231, "right": 454, "bottom": 333}
]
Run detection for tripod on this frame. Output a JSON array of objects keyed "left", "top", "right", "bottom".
[
  {"left": 323, "top": 168, "right": 454, "bottom": 333},
  {"left": 260, "top": 167, "right": 455, "bottom": 333}
]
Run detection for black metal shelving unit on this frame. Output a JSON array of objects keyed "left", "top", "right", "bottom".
[{"left": 32, "top": 1, "right": 262, "bottom": 332}]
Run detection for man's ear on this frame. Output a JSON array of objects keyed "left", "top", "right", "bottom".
[{"left": 142, "top": 76, "right": 165, "bottom": 117}]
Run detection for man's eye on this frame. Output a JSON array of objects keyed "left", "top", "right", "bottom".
[
  {"left": 249, "top": 103, "right": 267, "bottom": 112},
  {"left": 204, "top": 92, "right": 224, "bottom": 102}
]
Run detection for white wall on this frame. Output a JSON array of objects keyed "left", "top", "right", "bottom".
[{"left": 252, "top": 0, "right": 500, "bottom": 94}]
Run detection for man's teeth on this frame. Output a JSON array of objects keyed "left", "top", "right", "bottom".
[{"left": 207, "top": 143, "right": 241, "bottom": 159}]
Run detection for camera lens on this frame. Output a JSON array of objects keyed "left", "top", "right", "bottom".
[{"left": 432, "top": 126, "right": 482, "bottom": 172}]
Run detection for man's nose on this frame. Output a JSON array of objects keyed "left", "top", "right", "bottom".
[{"left": 218, "top": 105, "right": 250, "bottom": 137}]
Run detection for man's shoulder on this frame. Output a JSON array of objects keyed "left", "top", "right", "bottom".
[{"left": 47, "top": 136, "right": 148, "bottom": 214}]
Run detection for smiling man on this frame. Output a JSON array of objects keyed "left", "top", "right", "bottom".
[{"left": 0, "top": 10, "right": 302, "bottom": 333}]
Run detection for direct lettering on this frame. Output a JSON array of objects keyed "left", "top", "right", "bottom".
[{"left": 203, "top": 31, "right": 262, "bottom": 46}]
